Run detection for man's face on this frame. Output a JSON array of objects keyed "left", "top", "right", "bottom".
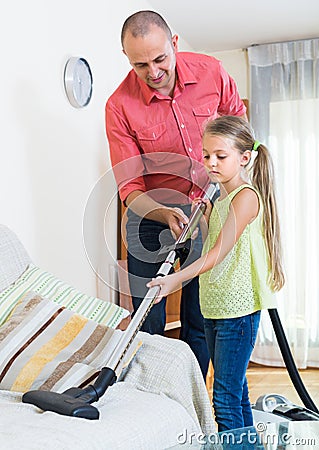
[{"left": 122, "top": 24, "right": 178, "bottom": 97}]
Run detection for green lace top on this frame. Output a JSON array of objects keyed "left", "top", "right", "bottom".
[{"left": 199, "top": 184, "right": 277, "bottom": 319}]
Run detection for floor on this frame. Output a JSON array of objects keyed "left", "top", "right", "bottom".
[
  {"left": 206, "top": 362, "right": 319, "bottom": 409},
  {"left": 246, "top": 363, "right": 319, "bottom": 408},
  {"left": 164, "top": 322, "right": 319, "bottom": 411}
]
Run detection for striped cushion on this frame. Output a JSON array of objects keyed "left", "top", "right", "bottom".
[
  {"left": 0, "top": 263, "right": 129, "bottom": 329},
  {"left": 0, "top": 292, "right": 124, "bottom": 392}
]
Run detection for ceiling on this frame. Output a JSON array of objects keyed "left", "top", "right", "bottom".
[{"left": 148, "top": 0, "right": 319, "bottom": 53}]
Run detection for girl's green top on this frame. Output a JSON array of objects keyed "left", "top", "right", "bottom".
[{"left": 199, "top": 184, "right": 277, "bottom": 319}]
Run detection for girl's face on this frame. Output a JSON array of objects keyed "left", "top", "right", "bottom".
[{"left": 202, "top": 134, "right": 250, "bottom": 185}]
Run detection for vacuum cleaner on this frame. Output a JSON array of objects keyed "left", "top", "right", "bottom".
[
  {"left": 252, "top": 309, "right": 319, "bottom": 422},
  {"left": 23, "top": 181, "right": 318, "bottom": 422},
  {"left": 253, "top": 393, "right": 319, "bottom": 423},
  {"left": 22, "top": 182, "right": 218, "bottom": 419}
]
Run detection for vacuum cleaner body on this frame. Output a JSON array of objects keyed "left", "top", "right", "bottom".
[{"left": 253, "top": 393, "right": 319, "bottom": 424}]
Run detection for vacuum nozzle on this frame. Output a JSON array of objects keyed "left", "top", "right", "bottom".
[
  {"left": 22, "top": 367, "right": 117, "bottom": 420},
  {"left": 22, "top": 388, "right": 100, "bottom": 420}
]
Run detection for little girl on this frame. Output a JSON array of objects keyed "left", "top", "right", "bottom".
[{"left": 147, "top": 115, "right": 285, "bottom": 431}]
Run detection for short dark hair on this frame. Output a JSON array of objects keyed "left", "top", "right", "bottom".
[{"left": 121, "top": 10, "right": 172, "bottom": 47}]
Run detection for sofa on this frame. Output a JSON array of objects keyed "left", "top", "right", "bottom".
[{"left": 0, "top": 224, "right": 214, "bottom": 449}]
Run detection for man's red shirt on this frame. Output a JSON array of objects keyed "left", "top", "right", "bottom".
[{"left": 106, "top": 52, "right": 246, "bottom": 205}]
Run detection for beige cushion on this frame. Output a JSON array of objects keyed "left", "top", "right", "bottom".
[{"left": 0, "top": 292, "right": 122, "bottom": 392}]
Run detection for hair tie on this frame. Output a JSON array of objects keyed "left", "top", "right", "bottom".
[{"left": 252, "top": 140, "right": 261, "bottom": 151}]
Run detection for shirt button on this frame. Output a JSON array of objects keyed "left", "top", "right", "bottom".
[
  {"left": 191, "top": 191, "right": 194, "bottom": 196},
  {"left": 192, "top": 170, "right": 196, "bottom": 175},
  {"left": 189, "top": 148, "right": 192, "bottom": 152},
  {"left": 181, "top": 123, "right": 185, "bottom": 128},
  {"left": 172, "top": 100, "right": 176, "bottom": 104}
]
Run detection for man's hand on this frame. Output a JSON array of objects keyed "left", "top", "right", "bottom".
[
  {"left": 126, "top": 191, "right": 189, "bottom": 237},
  {"left": 166, "top": 207, "right": 189, "bottom": 239}
]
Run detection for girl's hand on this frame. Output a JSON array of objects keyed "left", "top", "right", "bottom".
[
  {"left": 192, "top": 198, "right": 212, "bottom": 223},
  {"left": 191, "top": 198, "right": 212, "bottom": 242},
  {"left": 146, "top": 273, "right": 181, "bottom": 303}
]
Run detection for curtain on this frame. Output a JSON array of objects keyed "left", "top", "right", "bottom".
[{"left": 248, "top": 39, "right": 319, "bottom": 368}]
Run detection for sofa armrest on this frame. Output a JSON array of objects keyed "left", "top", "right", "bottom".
[{"left": 0, "top": 225, "right": 31, "bottom": 292}]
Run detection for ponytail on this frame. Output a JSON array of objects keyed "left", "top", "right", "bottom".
[{"left": 251, "top": 144, "right": 285, "bottom": 291}]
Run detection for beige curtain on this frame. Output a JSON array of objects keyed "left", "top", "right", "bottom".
[{"left": 248, "top": 39, "right": 319, "bottom": 368}]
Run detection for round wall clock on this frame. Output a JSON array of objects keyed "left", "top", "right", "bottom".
[{"left": 64, "top": 57, "right": 93, "bottom": 108}]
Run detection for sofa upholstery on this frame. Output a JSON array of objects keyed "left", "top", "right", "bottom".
[{"left": 0, "top": 224, "right": 214, "bottom": 449}]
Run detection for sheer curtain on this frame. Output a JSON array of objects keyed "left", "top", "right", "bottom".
[{"left": 248, "top": 39, "right": 319, "bottom": 368}]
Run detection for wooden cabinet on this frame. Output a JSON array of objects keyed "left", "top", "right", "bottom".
[{"left": 163, "top": 288, "right": 181, "bottom": 338}]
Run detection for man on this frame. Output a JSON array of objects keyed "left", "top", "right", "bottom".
[{"left": 105, "top": 10, "right": 246, "bottom": 378}]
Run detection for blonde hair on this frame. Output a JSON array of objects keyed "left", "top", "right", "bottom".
[{"left": 204, "top": 116, "right": 285, "bottom": 291}]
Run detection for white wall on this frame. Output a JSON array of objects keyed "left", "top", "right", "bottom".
[
  {"left": 211, "top": 49, "right": 248, "bottom": 100},
  {"left": 0, "top": 1, "right": 245, "bottom": 302},
  {"left": 0, "top": 0, "right": 152, "bottom": 300}
]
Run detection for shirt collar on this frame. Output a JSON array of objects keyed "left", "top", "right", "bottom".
[
  {"left": 175, "top": 53, "right": 197, "bottom": 87},
  {"left": 137, "top": 53, "right": 198, "bottom": 104}
]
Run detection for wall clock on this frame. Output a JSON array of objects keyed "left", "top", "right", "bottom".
[{"left": 64, "top": 57, "right": 93, "bottom": 108}]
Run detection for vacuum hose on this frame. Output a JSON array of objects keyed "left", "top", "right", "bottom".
[{"left": 268, "top": 308, "right": 319, "bottom": 414}]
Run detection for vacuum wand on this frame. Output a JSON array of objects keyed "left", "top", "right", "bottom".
[
  {"left": 106, "top": 182, "right": 218, "bottom": 375},
  {"left": 22, "top": 183, "right": 218, "bottom": 419}
]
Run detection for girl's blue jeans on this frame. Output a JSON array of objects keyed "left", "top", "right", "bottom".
[{"left": 204, "top": 311, "right": 261, "bottom": 431}]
